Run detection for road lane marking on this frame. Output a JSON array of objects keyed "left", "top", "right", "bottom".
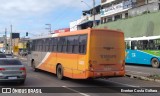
[
  {"left": 62, "top": 86, "right": 90, "bottom": 96},
  {"left": 104, "top": 79, "right": 140, "bottom": 87}
]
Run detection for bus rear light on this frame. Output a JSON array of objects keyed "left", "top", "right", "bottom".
[
  {"left": 89, "top": 60, "right": 92, "bottom": 67},
  {"left": 89, "top": 60, "right": 94, "bottom": 71},
  {"left": 89, "top": 64, "right": 93, "bottom": 68},
  {"left": 121, "top": 60, "right": 125, "bottom": 70}
]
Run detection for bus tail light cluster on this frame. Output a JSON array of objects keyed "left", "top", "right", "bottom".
[
  {"left": 89, "top": 60, "right": 94, "bottom": 71},
  {"left": 121, "top": 60, "right": 125, "bottom": 71}
]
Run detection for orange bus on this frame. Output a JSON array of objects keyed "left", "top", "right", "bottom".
[{"left": 27, "top": 28, "right": 125, "bottom": 79}]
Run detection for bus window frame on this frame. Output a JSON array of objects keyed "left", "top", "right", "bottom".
[{"left": 30, "top": 34, "right": 88, "bottom": 55}]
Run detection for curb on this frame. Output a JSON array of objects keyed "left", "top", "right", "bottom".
[
  {"left": 19, "top": 57, "right": 27, "bottom": 61},
  {"left": 125, "top": 74, "right": 160, "bottom": 83}
]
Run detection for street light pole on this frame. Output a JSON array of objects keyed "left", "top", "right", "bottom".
[
  {"left": 10, "top": 25, "right": 13, "bottom": 54},
  {"left": 81, "top": 0, "right": 92, "bottom": 8},
  {"left": 81, "top": 0, "right": 96, "bottom": 27},
  {"left": 45, "top": 24, "right": 52, "bottom": 34},
  {"left": 4, "top": 28, "right": 7, "bottom": 53},
  {"left": 92, "top": 0, "right": 96, "bottom": 27}
]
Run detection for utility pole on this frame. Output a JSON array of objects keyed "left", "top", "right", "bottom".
[
  {"left": 81, "top": 0, "right": 96, "bottom": 27},
  {"left": 45, "top": 24, "right": 52, "bottom": 34},
  {"left": 92, "top": 0, "right": 96, "bottom": 27},
  {"left": 10, "top": 25, "right": 12, "bottom": 54},
  {"left": 4, "top": 28, "right": 7, "bottom": 53}
]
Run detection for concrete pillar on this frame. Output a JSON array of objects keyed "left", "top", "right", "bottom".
[
  {"left": 112, "top": 16, "right": 115, "bottom": 21},
  {"left": 122, "top": 13, "right": 126, "bottom": 19}
]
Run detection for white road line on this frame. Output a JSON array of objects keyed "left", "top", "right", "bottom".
[
  {"left": 62, "top": 86, "right": 90, "bottom": 96},
  {"left": 104, "top": 79, "right": 140, "bottom": 87}
]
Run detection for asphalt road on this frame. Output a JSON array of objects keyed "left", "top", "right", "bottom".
[{"left": 0, "top": 59, "right": 160, "bottom": 96}]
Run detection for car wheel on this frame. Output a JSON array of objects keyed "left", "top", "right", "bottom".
[
  {"left": 56, "top": 65, "right": 64, "bottom": 80},
  {"left": 151, "top": 58, "right": 160, "bottom": 68}
]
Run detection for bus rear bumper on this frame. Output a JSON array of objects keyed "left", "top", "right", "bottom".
[{"left": 88, "top": 70, "right": 125, "bottom": 78}]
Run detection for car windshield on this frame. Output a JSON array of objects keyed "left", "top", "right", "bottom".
[
  {"left": 0, "top": 60, "right": 22, "bottom": 65},
  {"left": 0, "top": 54, "right": 6, "bottom": 58}
]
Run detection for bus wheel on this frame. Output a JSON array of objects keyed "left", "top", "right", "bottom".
[
  {"left": 56, "top": 65, "right": 64, "bottom": 80},
  {"left": 32, "top": 61, "right": 38, "bottom": 72},
  {"left": 151, "top": 58, "right": 160, "bottom": 68}
]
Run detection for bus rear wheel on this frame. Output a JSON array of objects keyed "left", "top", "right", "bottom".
[
  {"left": 56, "top": 65, "right": 64, "bottom": 80},
  {"left": 151, "top": 58, "right": 160, "bottom": 68},
  {"left": 32, "top": 61, "right": 38, "bottom": 72}
]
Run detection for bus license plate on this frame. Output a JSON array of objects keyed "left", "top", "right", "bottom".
[
  {"left": 105, "top": 67, "right": 112, "bottom": 71},
  {"left": 8, "top": 77, "right": 17, "bottom": 80}
]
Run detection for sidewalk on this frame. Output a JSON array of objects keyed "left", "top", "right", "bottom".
[{"left": 125, "top": 65, "right": 160, "bottom": 83}]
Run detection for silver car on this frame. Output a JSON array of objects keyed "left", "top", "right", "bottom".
[
  {"left": 0, "top": 58, "right": 26, "bottom": 84},
  {"left": 0, "top": 53, "right": 6, "bottom": 58},
  {"left": 5, "top": 54, "right": 14, "bottom": 58}
]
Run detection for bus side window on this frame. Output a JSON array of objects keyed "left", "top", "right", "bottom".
[
  {"left": 48, "top": 38, "right": 52, "bottom": 52},
  {"left": 57, "top": 37, "right": 65, "bottom": 52},
  {"left": 52, "top": 38, "right": 57, "bottom": 52},
  {"left": 67, "top": 36, "right": 79, "bottom": 53},
  {"left": 67, "top": 36, "right": 73, "bottom": 53},
  {"left": 125, "top": 41, "right": 130, "bottom": 49},
  {"left": 131, "top": 41, "right": 135, "bottom": 50},
  {"left": 72, "top": 36, "right": 79, "bottom": 53},
  {"left": 148, "top": 40, "right": 154, "bottom": 50},
  {"left": 62, "top": 37, "right": 67, "bottom": 53},
  {"left": 143, "top": 40, "right": 148, "bottom": 50},
  {"left": 79, "top": 35, "right": 87, "bottom": 54}
]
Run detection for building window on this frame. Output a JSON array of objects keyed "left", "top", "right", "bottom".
[
  {"left": 104, "top": 18, "right": 107, "bottom": 23},
  {"left": 125, "top": 13, "right": 128, "bottom": 18},
  {"left": 115, "top": 14, "right": 122, "bottom": 21},
  {"left": 107, "top": 17, "right": 112, "bottom": 22}
]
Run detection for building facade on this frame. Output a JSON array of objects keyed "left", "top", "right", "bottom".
[
  {"left": 70, "top": 5, "right": 101, "bottom": 31},
  {"left": 100, "top": 0, "right": 159, "bottom": 23}
]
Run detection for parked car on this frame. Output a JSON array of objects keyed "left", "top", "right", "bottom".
[
  {"left": 0, "top": 58, "right": 26, "bottom": 84},
  {"left": 5, "top": 54, "right": 14, "bottom": 58},
  {"left": 0, "top": 53, "right": 6, "bottom": 58}
]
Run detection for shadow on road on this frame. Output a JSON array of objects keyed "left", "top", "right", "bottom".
[
  {"left": 31, "top": 69, "right": 123, "bottom": 87},
  {"left": 0, "top": 82, "right": 24, "bottom": 86},
  {"left": 126, "top": 63, "right": 152, "bottom": 68}
]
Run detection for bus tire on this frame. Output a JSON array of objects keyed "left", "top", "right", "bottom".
[
  {"left": 151, "top": 58, "right": 160, "bottom": 68},
  {"left": 56, "top": 64, "right": 64, "bottom": 80},
  {"left": 31, "top": 60, "right": 38, "bottom": 72}
]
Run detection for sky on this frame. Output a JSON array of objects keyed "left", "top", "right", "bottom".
[{"left": 0, "top": 0, "right": 100, "bottom": 37}]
